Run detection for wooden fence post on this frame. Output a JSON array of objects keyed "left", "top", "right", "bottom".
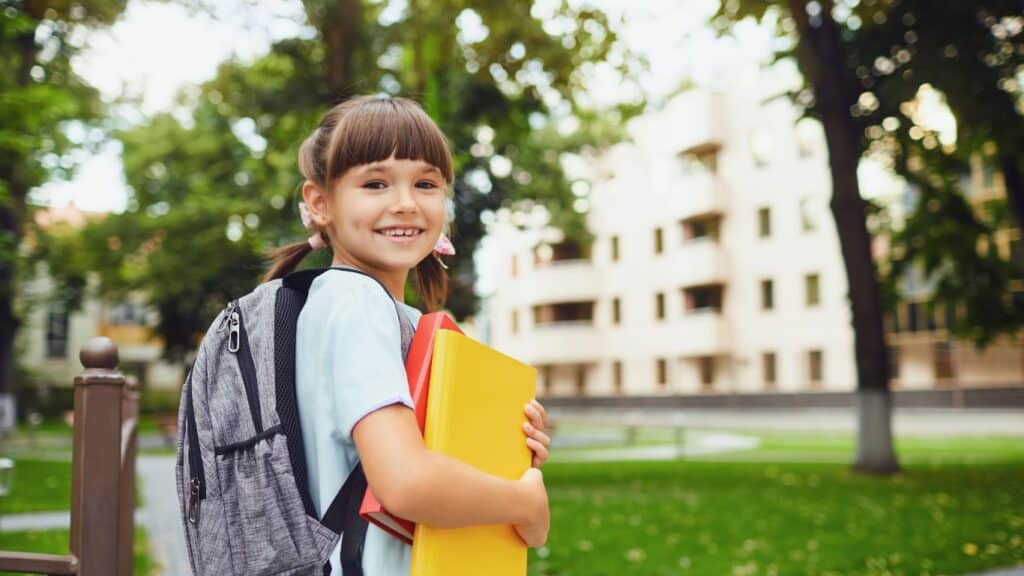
[
  {"left": 70, "top": 337, "right": 124, "bottom": 576},
  {"left": 119, "top": 374, "right": 140, "bottom": 576}
]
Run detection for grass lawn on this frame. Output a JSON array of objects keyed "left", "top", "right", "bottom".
[
  {"left": 0, "top": 459, "right": 71, "bottom": 514},
  {"left": 530, "top": 458, "right": 1024, "bottom": 576},
  {"left": 0, "top": 528, "right": 152, "bottom": 576}
]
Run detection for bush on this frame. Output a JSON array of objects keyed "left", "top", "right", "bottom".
[{"left": 139, "top": 386, "right": 182, "bottom": 415}]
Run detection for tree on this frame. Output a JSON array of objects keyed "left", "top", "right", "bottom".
[
  {"left": 67, "top": 0, "right": 638, "bottom": 367},
  {"left": 1, "top": 0, "right": 128, "bottom": 400},
  {"left": 714, "top": 0, "right": 1024, "bottom": 474},
  {"left": 847, "top": 0, "right": 1024, "bottom": 348}
]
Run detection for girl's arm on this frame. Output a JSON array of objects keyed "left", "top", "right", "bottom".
[{"left": 353, "top": 403, "right": 547, "bottom": 530}]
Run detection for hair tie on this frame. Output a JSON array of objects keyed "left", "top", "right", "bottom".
[
  {"left": 308, "top": 233, "right": 327, "bottom": 250},
  {"left": 298, "top": 202, "right": 328, "bottom": 250}
]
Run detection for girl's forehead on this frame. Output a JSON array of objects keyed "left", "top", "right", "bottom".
[{"left": 353, "top": 157, "right": 443, "bottom": 175}]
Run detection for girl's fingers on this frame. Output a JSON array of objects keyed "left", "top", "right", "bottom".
[
  {"left": 531, "top": 400, "right": 548, "bottom": 430},
  {"left": 523, "top": 421, "right": 551, "bottom": 447},
  {"left": 525, "top": 400, "right": 549, "bottom": 431},
  {"left": 527, "top": 437, "right": 549, "bottom": 467}
]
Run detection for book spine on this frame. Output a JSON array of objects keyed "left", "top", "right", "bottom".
[{"left": 422, "top": 331, "right": 456, "bottom": 452}]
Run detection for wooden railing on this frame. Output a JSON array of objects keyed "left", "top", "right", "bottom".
[{"left": 0, "top": 337, "right": 140, "bottom": 576}]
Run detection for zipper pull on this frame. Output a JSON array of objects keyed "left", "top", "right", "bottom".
[
  {"left": 228, "top": 311, "right": 240, "bottom": 353},
  {"left": 219, "top": 300, "right": 236, "bottom": 331},
  {"left": 188, "top": 477, "right": 201, "bottom": 525}
]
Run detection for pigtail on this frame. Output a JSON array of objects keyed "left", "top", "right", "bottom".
[
  {"left": 414, "top": 252, "right": 449, "bottom": 311},
  {"left": 261, "top": 237, "right": 321, "bottom": 283}
]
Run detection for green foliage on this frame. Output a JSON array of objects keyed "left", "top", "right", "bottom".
[
  {"left": 713, "top": 0, "right": 1024, "bottom": 349},
  {"left": 67, "top": 0, "right": 640, "bottom": 362}
]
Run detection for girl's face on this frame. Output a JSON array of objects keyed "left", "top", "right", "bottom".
[{"left": 316, "top": 155, "right": 448, "bottom": 276}]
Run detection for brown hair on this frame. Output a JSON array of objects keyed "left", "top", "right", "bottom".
[{"left": 262, "top": 95, "right": 455, "bottom": 311}]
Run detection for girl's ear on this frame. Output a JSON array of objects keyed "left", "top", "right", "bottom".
[{"left": 301, "top": 180, "right": 330, "bottom": 226}]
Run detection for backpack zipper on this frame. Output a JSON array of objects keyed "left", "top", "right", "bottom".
[
  {"left": 185, "top": 368, "right": 205, "bottom": 525},
  {"left": 231, "top": 304, "right": 264, "bottom": 433}
]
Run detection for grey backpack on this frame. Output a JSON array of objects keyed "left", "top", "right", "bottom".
[{"left": 175, "top": 266, "right": 414, "bottom": 576}]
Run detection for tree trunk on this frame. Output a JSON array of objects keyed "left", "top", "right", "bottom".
[
  {"left": 999, "top": 155, "right": 1024, "bottom": 231},
  {"left": 0, "top": 13, "right": 41, "bottom": 400},
  {"left": 307, "top": 0, "right": 364, "bottom": 100},
  {"left": 787, "top": 0, "right": 900, "bottom": 474}
]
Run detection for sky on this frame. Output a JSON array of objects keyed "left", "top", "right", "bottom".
[{"left": 30, "top": 0, "right": 777, "bottom": 213}]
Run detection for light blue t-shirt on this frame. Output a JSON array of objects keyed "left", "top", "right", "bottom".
[{"left": 296, "top": 269, "right": 422, "bottom": 576}]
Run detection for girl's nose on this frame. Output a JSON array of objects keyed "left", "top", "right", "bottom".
[{"left": 392, "top": 185, "right": 418, "bottom": 212}]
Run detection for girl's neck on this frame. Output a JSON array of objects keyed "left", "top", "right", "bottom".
[{"left": 331, "top": 256, "right": 408, "bottom": 303}]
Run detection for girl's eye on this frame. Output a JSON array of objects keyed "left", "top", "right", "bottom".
[
  {"left": 417, "top": 180, "right": 440, "bottom": 190},
  {"left": 363, "top": 181, "right": 387, "bottom": 190}
]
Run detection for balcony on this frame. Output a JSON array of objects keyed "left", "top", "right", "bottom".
[
  {"left": 671, "top": 172, "right": 728, "bottom": 222},
  {"left": 512, "top": 321, "right": 604, "bottom": 364},
  {"left": 516, "top": 259, "right": 604, "bottom": 304},
  {"left": 663, "top": 240, "right": 729, "bottom": 287},
  {"left": 674, "top": 311, "right": 731, "bottom": 357},
  {"left": 670, "top": 92, "right": 726, "bottom": 160}
]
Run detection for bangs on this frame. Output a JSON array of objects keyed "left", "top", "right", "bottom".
[{"left": 324, "top": 97, "right": 454, "bottom": 184}]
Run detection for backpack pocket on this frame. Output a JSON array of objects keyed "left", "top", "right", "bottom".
[{"left": 214, "top": 429, "right": 324, "bottom": 576}]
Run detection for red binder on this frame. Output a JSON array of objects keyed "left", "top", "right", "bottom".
[{"left": 359, "top": 311, "right": 463, "bottom": 544}]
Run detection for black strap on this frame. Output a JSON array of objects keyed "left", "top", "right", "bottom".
[
  {"left": 320, "top": 463, "right": 369, "bottom": 576},
  {"left": 278, "top": 265, "right": 416, "bottom": 576}
]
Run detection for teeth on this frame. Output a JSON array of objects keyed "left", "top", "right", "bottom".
[{"left": 382, "top": 228, "right": 419, "bottom": 237}]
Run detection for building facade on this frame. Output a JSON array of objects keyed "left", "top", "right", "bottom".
[
  {"left": 18, "top": 203, "right": 184, "bottom": 392},
  {"left": 484, "top": 88, "right": 1023, "bottom": 397}
]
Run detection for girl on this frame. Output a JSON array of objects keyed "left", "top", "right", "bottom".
[{"left": 262, "top": 95, "right": 552, "bottom": 576}]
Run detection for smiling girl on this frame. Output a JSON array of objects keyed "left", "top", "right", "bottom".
[{"left": 261, "top": 95, "right": 551, "bottom": 576}]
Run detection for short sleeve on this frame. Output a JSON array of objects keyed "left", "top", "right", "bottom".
[{"left": 322, "top": 275, "right": 414, "bottom": 442}]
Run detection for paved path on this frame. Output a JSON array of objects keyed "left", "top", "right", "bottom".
[
  {"left": 549, "top": 407, "right": 1024, "bottom": 436},
  {"left": 138, "top": 454, "right": 189, "bottom": 576}
]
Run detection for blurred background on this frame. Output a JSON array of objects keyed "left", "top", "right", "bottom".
[{"left": 1, "top": 0, "right": 1023, "bottom": 574}]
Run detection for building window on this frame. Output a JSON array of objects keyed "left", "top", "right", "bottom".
[
  {"left": 680, "top": 144, "right": 720, "bottom": 175},
  {"left": 699, "top": 356, "right": 715, "bottom": 390},
  {"left": 758, "top": 207, "right": 771, "bottom": 238},
  {"left": 611, "top": 235, "right": 620, "bottom": 262},
  {"left": 46, "top": 302, "right": 69, "bottom": 359},
  {"left": 655, "top": 292, "right": 666, "bottom": 320},
  {"left": 683, "top": 284, "right": 724, "bottom": 313},
  {"left": 657, "top": 358, "right": 667, "bottom": 388},
  {"left": 535, "top": 239, "right": 591, "bottom": 267},
  {"left": 613, "top": 360, "right": 623, "bottom": 395},
  {"left": 612, "top": 297, "right": 621, "bottom": 325},
  {"left": 654, "top": 227, "right": 664, "bottom": 254},
  {"left": 511, "top": 254, "right": 518, "bottom": 278},
  {"left": 805, "top": 274, "right": 820, "bottom": 307},
  {"left": 761, "top": 279, "right": 774, "bottom": 311},
  {"left": 542, "top": 365, "right": 553, "bottom": 396},
  {"left": 795, "top": 118, "right": 818, "bottom": 158},
  {"left": 750, "top": 128, "right": 773, "bottom": 167},
  {"left": 934, "top": 342, "right": 955, "bottom": 382},
  {"left": 575, "top": 364, "right": 587, "bottom": 396},
  {"left": 808, "top": 349, "right": 823, "bottom": 387},
  {"left": 763, "top": 352, "right": 777, "bottom": 389},
  {"left": 907, "top": 301, "right": 920, "bottom": 332},
  {"left": 108, "top": 302, "right": 147, "bottom": 326},
  {"left": 511, "top": 310, "right": 519, "bottom": 334},
  {"left": 681, "top": 215, "right": 721, "bottom": 242},
  {"left": 533, "top": 301, "right": 595, "bottom": 326},
  {"left": 888, "top": 345, "right": 901, "bottom": 383},
  {"left": 800, "top": 197, "right": 818, "bottom": 232}
]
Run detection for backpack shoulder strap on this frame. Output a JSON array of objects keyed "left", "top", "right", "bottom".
[{"left": 277, "top": 266, "right": 419, "bottom": 576}]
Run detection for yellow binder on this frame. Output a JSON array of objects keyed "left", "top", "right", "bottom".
[{"left": 410, "top": 329, "right": 537, "bottom": 576}]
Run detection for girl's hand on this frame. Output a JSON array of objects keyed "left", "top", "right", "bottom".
[
  {"left": 523, "top": 399, "right": 551, "bottom": 468},
  {"left": 513, "top": 467, "right": 549, "bottom": 547}
]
